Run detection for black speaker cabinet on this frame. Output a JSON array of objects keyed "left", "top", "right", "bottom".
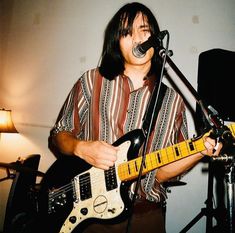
[{"left": 196, "top": 48, "right": 235, "bottom": 132}]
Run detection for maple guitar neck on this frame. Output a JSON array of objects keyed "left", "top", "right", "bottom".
[{"left": 118, "top": 123, "right": 235, "bottom": 182}]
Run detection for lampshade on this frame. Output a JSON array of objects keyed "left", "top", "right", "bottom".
[{"left": 0, "top": 109, "right": 18, "bottom": 133}]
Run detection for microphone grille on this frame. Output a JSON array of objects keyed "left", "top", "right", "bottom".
[{"left": 132, "top": 45, "right": 145, "bottom": 58}]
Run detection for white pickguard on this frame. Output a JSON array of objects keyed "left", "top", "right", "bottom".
[{"left": 59, "top": 140, "right": 131, "bottom": 233}]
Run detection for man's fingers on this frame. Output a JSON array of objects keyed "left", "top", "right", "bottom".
[{"left": 213, "top": 142, "right": 223, "bottom": 156}]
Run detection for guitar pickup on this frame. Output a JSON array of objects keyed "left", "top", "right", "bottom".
[
  {"left": 105, "top": 165, "right": 118, "bottom": 191},
  {"left": 79, "top": 172, "right": 92, "bottom": 200}
]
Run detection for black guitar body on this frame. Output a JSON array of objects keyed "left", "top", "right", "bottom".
[{"left": 34, "top": 129, "right": 145, "bottom": 233}]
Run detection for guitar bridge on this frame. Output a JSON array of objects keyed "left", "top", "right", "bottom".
[{"left": 48, "top": 188, "right": 68, "bottom": 214}]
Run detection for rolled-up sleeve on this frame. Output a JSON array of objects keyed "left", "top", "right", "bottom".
[{"left": 51, "top": 79, "right": 84, "bottom": 137}]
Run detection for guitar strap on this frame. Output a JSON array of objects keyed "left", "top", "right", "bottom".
[{"left": 142, "top": 81, "right": 167, "bottom": 135}]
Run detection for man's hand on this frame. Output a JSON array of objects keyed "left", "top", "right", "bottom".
[
  {"left": 201, "top": 136, "right": 223, "bottom": 157},
  {"left": 74, "top": 140, "right": 119, "bottom": 170}
]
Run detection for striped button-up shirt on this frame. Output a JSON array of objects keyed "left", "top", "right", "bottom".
[{"left": 52, "top": 68, "right": 188, "bottom": 203}]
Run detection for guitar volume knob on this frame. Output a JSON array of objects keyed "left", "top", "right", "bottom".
[
  {"left": 80, "top": 208, "right": 88, "bottom": 215},
  {"left": 69, "top": 216, "right": 77, "bottom": 224}
]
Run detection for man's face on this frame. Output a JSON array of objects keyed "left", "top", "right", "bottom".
[{"left": 119, "top": 13, "right": 154, "bottom": 67}]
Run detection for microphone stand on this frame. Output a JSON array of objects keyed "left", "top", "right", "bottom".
[
  {"left": 212, "top": 147, "right": 235, "bottom": 232},
  {"left": 224, "top": 158, "right": 235, "bottom": 233},
  {"left": 225, "top": 162, "right": 235, "bottom": 233},
  {"left": 160, "top": 49, "right": 235, "bottom": 232},
  {"left": 163, "top": 51, "right": 220, "bottom": 128}
]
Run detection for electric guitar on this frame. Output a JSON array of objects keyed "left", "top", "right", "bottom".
[{"left": 36, "top": 123, "right": 235, "bottom": 233}]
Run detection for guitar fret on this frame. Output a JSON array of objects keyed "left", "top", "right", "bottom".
[
  {"left": 165, "top": 148, "right": 169, "bottom": 164},
  {"left": 157, "top": 150, "right": 164, "bottom": 164},
  {"left": 149, "top": 153, "right": 157, "bottom": 168},
  {"left": 188, "top": 141, "right": 195, "bottom": 151},
  {"left": 180, "top": 141, "right": 189, "bottom": 158},
  {"left": 166, "top": 147, "right": 175, "bottom": 163},
  {"left": 146, "top": 154, "right": 154, "bottom": 170},
  {"left": 194, "top": 139, "right": 206, "bottom": 152},
  {"left": 187, "top": 139, "right": 204, "bottom": 155},
  {"left": 175, "top": 144, "right": 183, "bottom": 160},
  {"left": 169, "top": 144, "right": 179, "bottom": 161},
  {"left": 148, "top": 152, "right": 160, "bottom": 169},
  {"left": 159, "top": 149, "right": 169, "bottom": 165},
  {"left": 118, "top": 123, "right": 235, "bottom": 181},
  {"left": 121, "top": 158, "right": 141, "bottom": 179},
  {"left": 118, "top": 139, "right": 203, "bottom": 181}
]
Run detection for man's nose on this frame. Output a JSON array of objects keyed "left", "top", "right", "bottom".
[{"left": 132, "top": 32, "right": 144, "bottom": 44}]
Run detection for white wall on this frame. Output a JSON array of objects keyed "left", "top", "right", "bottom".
[{"left": 0, "top": 0, "right": 234, "bottom": 232}]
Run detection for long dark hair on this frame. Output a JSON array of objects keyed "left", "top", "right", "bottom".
[{"left": 99, "top": 2, "right": 162, "bottom": 80}]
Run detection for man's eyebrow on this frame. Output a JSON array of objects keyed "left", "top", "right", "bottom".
[{"left": 139, "top": 24, "right": 150, "bottom": 29}]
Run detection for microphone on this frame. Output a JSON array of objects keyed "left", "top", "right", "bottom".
[{"left": 132, "top": 30, "right": 168, "bottom": 58}]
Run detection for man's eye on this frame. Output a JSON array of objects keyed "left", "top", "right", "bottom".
[
  {"left": 142, "top": 29, "right": 151, "bottom": 33},
  {"left": 121, "top": 29, "right": 131, "bottom": 37}
]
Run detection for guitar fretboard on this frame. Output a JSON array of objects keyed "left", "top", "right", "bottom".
[{"left": 118, "top": 123, "right": 235, "bottom": 181}]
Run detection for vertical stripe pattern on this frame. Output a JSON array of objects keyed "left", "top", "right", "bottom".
[{"left": 52, "top": 68, "right": 188, "bottom": 203}]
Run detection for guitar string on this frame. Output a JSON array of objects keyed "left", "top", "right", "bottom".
[
  {"left": 49, "top": 170, "right": 117, "bottom": 199},
  {"left": 49, "top": 158, "right": 183, "bottom": 200},
  {"left": 49, "top": 139, "right": 205, "bottom": 199},
  {"left": 51, "top": 143, "right": 206, "bottom": 198},
  {"left": 49, "top": 165, "right": 124, "bottom": 199},
  {"left": 48, "top": 125, "right": 235, "bottom": 200}
]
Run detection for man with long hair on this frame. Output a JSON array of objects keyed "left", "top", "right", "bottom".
[{"left": 49, "top": 2, "right": 219, "bottom": 233}]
